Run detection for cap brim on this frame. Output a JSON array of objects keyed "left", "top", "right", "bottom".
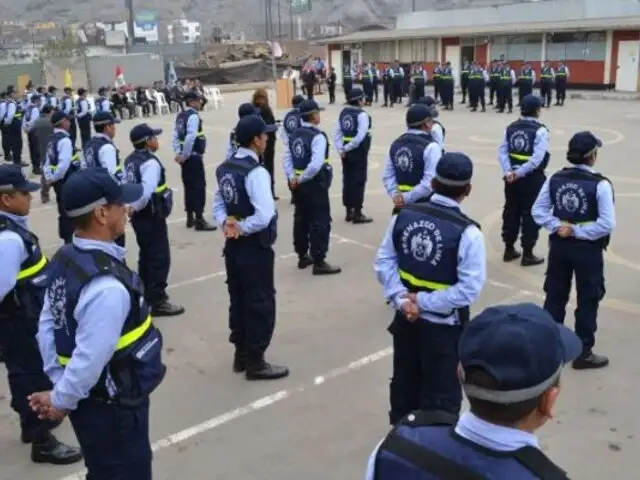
[
  {"left": 429, "top": 108, "right": 439, "bottom": 118},
  {"left": 595, "top": 138, "right": 603, "bottom": 147},
  {"left": 113, "top": 118, "right": 122, "bottom": 124},
  {"left": 151, "top": 128, "right": 163, "bottom": 136},
  {"left": 264, "top": 124, "right": 278, "bottom": 133},
  {"left": 117, "top": 184, "right": 144, "bottom": 205},
  {"left": 18, "top": 181, "right": 42, "bottom": 193},
  {"left": 556, "top": 323, "right": 583, "bottom": 363}
]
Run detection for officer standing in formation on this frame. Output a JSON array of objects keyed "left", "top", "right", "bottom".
[
  {"left": 381, "top": 63, "right": 394, "bottom": 107},
  {"left": 94, "top": 87, "right": 110, "bottom": 113},
  {"left": 342, "top": 64, "right": 355, "bottom": 103},
  {"left": 497, "top": 61, "right": 515, "bottom": 114},
  {"left": 284, "top": 99, "right": 341, "bottom": 275},
  {"left": 414, "top": 96, "right": 445, "bottom": 149},
  {"left": 409, "top": 63, "right": 427, "bottom": 106},
  {"left": 540, "top": 60, "right": 555, "bottom": 108},
  {"left": 213, "top": 115, "right": 289, "bottom": 380},
  {"left": 172, "top": 91, "right": 217, "bottom": 231},
  {"left": 391, "top": 60, "right": 404, "bottom": 107},
  {"left": 24, "top": 93, "right": 43, "bottom": 174},
  {"left": 75, "top": 88, "right": 92, "bottom": 148},
  {"left": 375, "top": 152, "right": 486, "bottom": 425},
  {"left": 125, "top": 123, "right": 185, "bottom": 317},
  {"left": 367, "top": 302, "right": 579, "bottom": 479},
  {"left": 46, "top": 86, "right": 58, "bottom": 109},
  {"left": 468, "top": 60, "right": 488, "bottom": 113},
  {"left": 225, "top": 102, "right": 261, "bottom": 160},
  {"left": 361, "top": 62, "right": 374, "bottom": 106},
  {"left": 518, "top": 61, "right": 536, "bottom": 105},
  {"left": 44, "top": 111, "right": 80, "bottom": 245},
  {"left": 372, "top": 63, "right": 380, "bottom": 104},
  {"left": 0, "top": 164, "right": 82, "bottom": 465},
  {"left": 383, "top": 104, "right": 443, "bottom": 215},
  {"left": 432, "top": 62, "right": 443, "bottom": 104},
  {"left": 0, "top": 91, "right": 10, "bottom": 161},
  {"left": 488, "top": 59, "right": 501, "bottom": 106},
  {"left": 32, "top": 105, "right": 54, "bottom": 204},
  {"left": 30, "top": 168, "right": 165, "bottom": 479},
  {"left": 499, "top": 94, "right": 547, "bottom": 266},
  {"left": 532, "top": 131, "right": 614, "bottom": 370},
  {"left": 439, "top": 61, "right": 455, "bottom": 110},
  {"left": 459, "top": 58, "right": 470, "bottom": 104},
  {"left": 60, "top": 87, "right": 77, "bottom": 147},
  {"left": 3, "top": 86, "right": 28, "bottom": 166},
  {"left": 334, "top": 87, "right": 373, "bottom": 224},
  {"left": 555, "top": 61, "right": 570, "bottom": 106},
  {"left": 280, "top": 95, "right": 305, "bottom": 204}
]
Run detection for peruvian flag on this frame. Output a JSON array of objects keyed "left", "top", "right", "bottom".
[{"left": 114, "top": 65, "right": 125, "bottom": 87}]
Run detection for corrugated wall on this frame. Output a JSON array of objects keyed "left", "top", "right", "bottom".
[
  {"left": 86, "top": 53, "right": 165, "bottom": 88},
  {"left": 0, "top": 63, "right": 43, "bottom": 89}
]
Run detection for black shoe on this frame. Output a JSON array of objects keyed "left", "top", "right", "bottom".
[
  {"left": 245, "top": 360, "right": 290, "bottom": 380},
  {"left": 521, "top": 252, "right": 544, "bottom": 267},
  {"left": 345, "top": 208, "right": 353, "bottom": 222},
  {"left": 297, "top": 255, "right": 313, "bottom": 269},
  {"left": 503, "top": 247, "right": 521, "bottom": 262},
  {"left": 22, "top": 420, "right": 63, "bottom": 444},
  {"left": 152, "top": 300, "right": 185, "bottom": 317},
  {"left": 233, "top": 350, "right": 246, "bottom": 373},
  {"left": 194, "top": 218, "right": 217, "bottom": 231},
  {"left": 470, "top": 108, "right": 477, "bottom": 112},
  {"left": 186, "top": 214, "right": 195, "bottom": 228},
  {"left": 352, "top": 212, "right": 373, "bottom": 224},
  {"left": 273, "top": 195, "right": 280, "bottom": 201},
  {"left": 16, "top": 161, "right": 29, "bottom": 167},
  {"left": 572, "top": 352, "right": 609, "bottom": 370},
  {"left": 312, "top": 262, "right": 342, "bottom": 275},
  {"left": 31, "top": 434, "right": 83, "bottom": 465},
  {"left": 41, "top": 196, "right": 50, "bottom": 204},
  {"left": 33, "top": 167, "right": 42, "bottom": 175},
  {"left": 481, "top": 108, "right": 486, "bottom": 112}
]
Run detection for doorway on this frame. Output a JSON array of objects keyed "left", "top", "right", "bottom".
[
  {"left": 616, "top": 40, "right": 640, "bottom": 92},
  {"left": 461, "top": 45, "right": 475, "bottom": 64}
]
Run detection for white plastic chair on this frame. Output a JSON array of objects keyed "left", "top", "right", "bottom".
[
  {"left": 206, "top": 87, "right": 223, "bottom": 110},
  {"left": 154, "top": 92, "right": 170, "bottom": 115}
]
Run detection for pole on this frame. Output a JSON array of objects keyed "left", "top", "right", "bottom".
[
  {"left": 412, "top": 0, "right": 416, "bottom": 12},
  {"left": 277, "top": 0, "right": 282, "bottom": 39},
  {"left": 267, "top": 0, "right": 277, "bottom": 81},
  {"left": 289, "top": 0, "right": 294, "bottom": 40}
]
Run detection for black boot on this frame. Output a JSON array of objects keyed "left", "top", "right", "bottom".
[
  {"left": 152, "top": 299, "right": 185, "bottom": 317},
  {"left": 521, "top": 249, "right": 544, "bottom": 267},
  {"left": 233, "top": 349, "right": 246, "bottom": 373},
  {"left": 572, "top": 351, "right": 609, "bottom": 370},
  {"left": 503, "top": 245, "right": 521, "bottom": 262},
  {"left": 194, "top": 217, "right": 217, "bottom": 231},
  {"left": 31, "top": 433, "right": 83, "bottom": 465},
  {"left": 245, "top": 355, "right": 290, "bottom": 380},
  {"left": 352, "top": 210, "right": 373, "bottom": 224},
  {"left": 186, "top": 212, "right": 195, "bottom": 228},
  {"left": 345, "top": 208, "right": 353, "bottom": 222},
  {"left": 297, "top": 254, "right": 313, "bottom": 269},
  {"left": 312, "top": 261, "right": 342, "bottom": 275}
]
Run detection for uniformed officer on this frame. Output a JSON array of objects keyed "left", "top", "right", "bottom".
[
  {"left": 94, "top": 87, "right": 110, "bottom": 113},
  {"left": 440, "top": 61, "right": 455, "bottom": 110},
  {"left": 30, "top": 167, "right": 166, "bottom": 479},
  {"left": 432, "top": 63, "right": 442, "bottom": 104},
  {"left": 540, "top": 60, "right": 554, "bottom": 108},
  {"left": 280, "top": 95, "right": 305, "bottom": 204},
  {"left": 47, "top": 86, "right": 58, "bottom": 109},
  {"left": 3, "top": 86, "right": 28, "bottom": 166},
  {"left": 60, "top": 87, "right": 77, "bottom": 147},
  {"left": 518, "top": 61, "right": 536, "bottom": 105},
  {"left": 0, "top": 90, "right": 10, "bottom": 162},
  {"left": 488, "top": 59, "right": 500, "bottom": 106},
  {"left": 372, "top": 62, "right": 380, "bottom": 103},
  {"left": 391, "top": 60, "right": 404, "bottom": 105},
  {"left": 497, "top": 62, "right": 515, "bottom": 114},
  {"left": 172, "top": 91, "right": 216, "bottom": 231},
  {"left": 374, "top": 152, "right": 486, "bottom": 425},
  {"left": 460, "top": 58, "right": 470, "bottom": 104},
  {"left": 554, "top": 61, "right": 569, "bottom": 106},
  {"left": 0, "top": 164, "right": 82, "bottom": 465},
  {"left": 382, "top": 63, "right": 394, "bottom": 107},
  {"left": 532, "top": 131, "right": 613, "bottom": 370},
  {"left": 468, "top": 61, "right": 488, "bottom": 113},
  {"left": 383, "top": 104, "right": 443, "bottom": 215},
  {"left": 24, "top": 93, "right": 43, "bottom": 174},
  {"left": 410, "top": 64, "right": 427, "bottom": 105},
  {"left": 361, "top": 63, "right": 374, "bottom": 106},
  {"left": 213, "top": 115, "right": 289, "bottom": 380},
  {"left": 284, "top": 99, "right": 341, "bottom": 275},
  {"left": 334, "top": 88, "right": 373, "bottom": 224},
  {"left": 75, "top": 88, "right": 92, "bottom": 148},
  {"left": 416, "top": 96, "right": 445, "bottom": 149},
  {"left": 366, "top": 302, "right": 579, "bottom": 479},
  {"left": 499, "top": 94, "right": 548, "bottom": 266},
  {"left": 225, "top": 102, "right": 261, "bottom": 160},
  {"left": 44, "top": 111, "right": 81, "bottom": 244},
  {"left": 125, "top": 123, "right": 185, "bottom": 317},
  {"left": 342, "top": 64, "right": 354, "bottom": 103}
]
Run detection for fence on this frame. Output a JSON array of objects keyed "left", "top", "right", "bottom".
[{"left": 0, "top": 62, "right": 43, "bottom": 89}]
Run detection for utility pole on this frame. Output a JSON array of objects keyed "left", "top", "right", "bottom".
[
  {"left": 412, "top": 0, "right": 416, "bottom": 12},
  {"left": 266, "top": 0, "right": 277, "bottom": 81}
]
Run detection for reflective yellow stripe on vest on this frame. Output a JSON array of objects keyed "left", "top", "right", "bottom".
[
  {"left": 179, "top": 130, "right": 205, "bottom": 144},
  {"left": 509, "top": 153, "right": 530, "bottom": 163},
  {"left": 294, "top": 159, "right": 330, "bottom": 175},
  {"left": 16, "top": 254, "right": 47, "bottom": 281},
  {"left": 397, "top": 184, "right": 414, "bottom": 192},
  {"left": 399, "top": 269, "right": 450, "bottom": 291},
  {"left": 58, "top": 314, "right": 153, "bottom": 366},
  {"left": 343, "top": 130, "right": 373, "bottom": 142},
  {"left": 155, "top": 183, "right": 168, "bottom": 193}
]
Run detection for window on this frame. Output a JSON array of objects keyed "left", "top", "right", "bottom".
[
  {"left": 411, "top": 39, "right": 425, "bottom": 62},
  {"left": 362, "top": 41, "right": 380, "bottom": 62},
  {"left": 194, "top": 25, "right": 201, "bottom": 33},
  {"left": 399, "top": 40, "right": 412, "bottom": 62},
  {"left": 460, "top": 37, "right": 474, "bottom": 47},
  {"left": 506, "top": 35, "right": 542, "bottom": 61},
  {"left": 490, "top": 36, "right": 508, "bottom": 61},
  {"left": 425, "top": 39, "right": 438, "bottom": 62},
  {"left": 380, "top": 41, "right": 395, "bottom": 62},
  {"left": 547, "top": 31, "right": 606, "bottom": 61}
]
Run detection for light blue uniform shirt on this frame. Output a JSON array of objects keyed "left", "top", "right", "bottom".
[
  {"left": 24, "top": 106, "right": 40, "bottom": 131},
  {"left": 87, "top": 134, "right": 119, "bottom": 177},
  {"left": 0, "top": 212, "right": 30, "bottom": 302},
  {"left": 37, "top": 236, "right": 132, "bottom": 411},
  {"left": 531, "top": 164, "right": 616, "bottom": 240},
  {"left": 282, "top": 120, "right": 328, "bottom": 183},
  {"left": 126, "top": 151, "right": 162, "bottom": 212},
  {"left": 212, "top": 147, "right": 276, "bottom": 235},
  {"left": 430, "top": 123, "right": 444, "bottom": 149},
  {"left": 382, "top": 129, "right": 443, "bottom": 204},
  {"left": 3, "top": 101, "right": 17, "bottom": 125},
  {"left": 172, "top": 108, "right": 200, "bottom": 158},
  {"left": 374, "top": 194, "right": 486, "bottom": 325},
  {"left": 333, "top": 110, "right": 369, "bottom": 153},
  {"left": 0, "top": 101, "right": 7, "bottom": 126},
  {"left": 43, "top": 128, "right": 74, "bottom": 183},
  {"left": 364, "top": 411, "right": 540, "bottom": 479},
  {"left": 62, "top": 97, "right": 74, "bottom": 116},
  {"left": 98, "top": 98, "right": 110, "bottom": 113},
  {"left": 49, "top": 96, "right": 58, "bottom": 109},
  {"left": 76, "top": 98, "right": 90, "bottom": 119},
  {"left": 498, "top": 117, "right": 550, "bottom": 178}
]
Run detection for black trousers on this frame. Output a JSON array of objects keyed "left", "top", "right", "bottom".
[
  {"left": 518, "top": 83, "right": 533, "bottom": 103},
  {"left": 489, "top": 80, "right": 498, "bottom": 104},
  {"left": 341, "top": 147, "right": 369, "bottom": 211},
  {"left": 53, "top": 182, "right": 73, "bottom": 244},
  {"left": 343, "top": 79, "right": 353, "bottom": 101},
  {"left": 8, "top": 121, "right": 22, "bottom": 163},
  {"left": 469, "top": 81, "right": 485, "bottom": 110},
  {"left": 497, "top": 85, "right": 513, "bottom": 112},
  {"left": 131, "top": 215, "right": 170, "bottom": 305},
  {"left": 388, "top": 311, "right": 463, "bottom": 425},
  {"left": 27, "top": 130, "right": 40, "bottom": 170},
  {"left": 78, "top": 117, "right": 92, "bottom": 148},
  {"left": 556, "top": 81, "right": 567, "bottom": 104},
  {"left": 460, "top": 77, "right": 468, "bottom": 102},
  {"left": 1, "top": 124, "right": 11, "bottom": 159},
  {"left": 501, "top": 171, "right": 545, "bottom": 250},
  {"left": 68, "top": 117, "right": 77, "bottom": 148},
  {"left": 540, "top": 83, "right": 553, "bottom": 106},
  {"left": 328, "top": 85, "right": 336, "bottom": 104},
  {"left": 293, "top": 171, "right": 332, "bottom": 264},
  {"left": 181, "top": 154, "right": 206, "bottom": 217},
  {"left": 224, "top": 240, "right": 276, "bottom": 359}
]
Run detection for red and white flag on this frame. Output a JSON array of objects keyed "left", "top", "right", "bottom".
[{"left": 114, "top": 65, "right": 125, "bottom": 87}]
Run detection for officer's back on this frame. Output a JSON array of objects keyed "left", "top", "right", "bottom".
[{"left": 368, "top": 303, "right": 579, "bottom": 480}]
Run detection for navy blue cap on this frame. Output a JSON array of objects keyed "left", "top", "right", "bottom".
[
  {"left": 0, "top": 164, "right": 41, "bottom": 193},
  {"left": 298, "top": 99, "right": 325, "bottom": 116},
  {"left": 406, "top": 104, "right": 434, "bottom": 127},
  {"left": 130, "top": 123, "right": 162, "bottom": 145},
  {"left": 413, "top": 96, "right": 439, "bottom": 117},
  {"left": 92, "top": 111, "right": 121, "bottom": 126},
  {"left": 62, "top": 168, "right": 143, "bottom": 218},
  {"left": 567, "top": 131, "right": 602, "bottom": 163},
  {"left": 51, "top": 111, "right": 69, "bottom": 126},
  {"left": 521, "top": 94, "right": 543, "bottom": 113},
  {"left": 31, "top": 94, "right": 42, "bottom": 102},
  {"left": 238, "top": 102, "right": 260, "bottom": 118},
  {"left": 435, "top": 152, "right": 473, "bottom": 186},
  {"left": 234, "top": 115, "right": 278, "bottom": 146},
  {"left": 291, "top": 94, "right": 305, "bottom": 107},
  {"left": 347, "top": 87, "right": 364, "bottom": 102},
  {"left": 460, "top": 303, "right": 582, "bottom": 404},
  {"left": 77, "top": 87, "right": 87, "bottom": 95},
  {"left": 183, "top": 91, "right": 202, "bottom": 101}
]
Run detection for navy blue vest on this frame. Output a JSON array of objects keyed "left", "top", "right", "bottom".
[
  {"left": 413, "top": 69, "right": 425, "bottom": 86},
  {"left": 10, "top": 100, "right": 23, "bottom": 127},
  {"left": 95, "top": 96, "right": 108, "bottom": 113},
  {"left": 390, "top": 133, "right": 431, "bottom": 192},
  {"left": 549, "top": 167, "right": 612, "bottom": 248},
  {"left": 46, "top": 131, "right": 80, "bottom": 183},
  {"left": 289, "top": 125, "right": 330, "bottom": 176},
  {"left": 506, "top": 119, "right": 549, "bottom": 171},
  {"left": 392, "top": 202, "right": 479, "bottom": 324},
  {"left": 215, "top": 155, "right": 277, "bottom": 247},
  {"left": 124, "top": 149, "right": 172, "bottom": 219},
  {"left": 0, "top": 216, "right": 48, "bottom": 323},
  {"left": 339, "top": 106, "right": 371, "bottom": 152},
  {"left": 46, "top": 245, "right": 165, "bottom": 405},
  {"left": 283, "top": 108, "right": 301, "bottom": 136},
  {"left": 375, "top": 411, "right": 568, "bottom": 480},
  {"left": 176, "top": 110, "right": 206, "bottom": 155},
  {"left": 62, "top": 94, "right": 75, "bottom": 115},
  {"left": 83, "top": 135, "right": 123, "bottom": 182},
  {"left": 541, "top": 66, "right": 553, "bottom": 82}
]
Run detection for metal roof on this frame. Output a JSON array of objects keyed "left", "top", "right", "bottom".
[{"left": 315, "top": 16, "right": 640, "bottom": 45}]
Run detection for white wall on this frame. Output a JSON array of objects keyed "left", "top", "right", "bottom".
[{"left": 397, "top": 0, "right": 640, "bottom": 30}]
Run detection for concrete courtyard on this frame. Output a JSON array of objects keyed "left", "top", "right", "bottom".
[{"left": 1, "top": 89, "right": 640, "bottom": 479}]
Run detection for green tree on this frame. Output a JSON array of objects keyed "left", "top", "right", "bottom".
[{"left": 40, "top": 32, "right": 87, "bottom": 58}]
